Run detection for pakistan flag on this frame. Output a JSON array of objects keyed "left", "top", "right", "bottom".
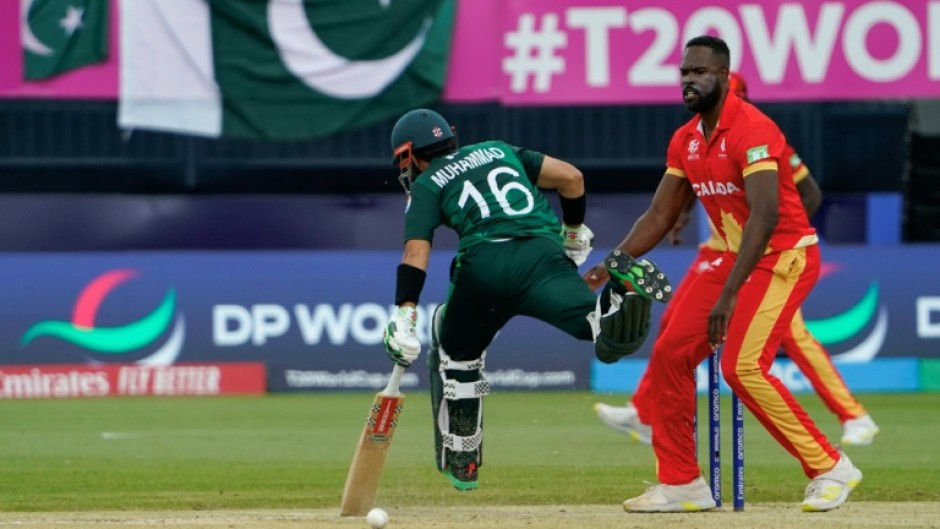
[
  {"left": 23, "top": 0, "right": 109, "bottom": 80},
  {"left": 119, "top": 0, "right": 455, "bottom": 140}
]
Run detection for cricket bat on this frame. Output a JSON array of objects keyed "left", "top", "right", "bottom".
[{"left": 339, "top": 363, "right": 406, "bottom": 516}]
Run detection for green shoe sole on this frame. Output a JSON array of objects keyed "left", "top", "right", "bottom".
[
  {"left": 442, "top": 470, "right": 478, "bottom": 491},
  {"left": 605, "top": 250, "right": 673, "bottom": 302}
]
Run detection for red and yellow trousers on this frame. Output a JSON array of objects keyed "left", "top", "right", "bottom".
[
  {"left": 637, "top": 244, "right": 842, "bottom": 484},
  {"left": 633, "top": 247, "right": 866, "bottom": 429}
]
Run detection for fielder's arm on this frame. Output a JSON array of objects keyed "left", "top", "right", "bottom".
[
  {"left": 667, "top": 193, "right": 698, "bottom": 245},
  {"left": 707, "top": 169, "right": 777, "bottom": 347},
  {"left": 585, "top": 174, "right": 693, "bottom": 290},
  {"left": 796, "top": 174, "right": 822, "bottom": 218}
]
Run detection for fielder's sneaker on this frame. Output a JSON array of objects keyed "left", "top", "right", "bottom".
[
  {"left": 593, "top": 402, "right": 652, "bottom": 445},
  {"left": 801, "top": 450, "right": 863, "bottom": 512},
  {"left": 623, "top": 476, "right": 717, "bottom": 512},
  {"left": 841, "top": 414, "right": 880, "bottom": 446}
]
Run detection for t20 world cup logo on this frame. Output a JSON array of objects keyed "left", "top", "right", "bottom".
[{"left": 21, "top": 269, "right": 185, "bottom": 365}]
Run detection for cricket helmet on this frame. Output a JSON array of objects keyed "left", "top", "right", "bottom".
[
  {"left": 390, "top": 109, "right": 456, "bottom": 194},
  {"left": 391, "top": 109, "right": 454, "bottom": 153}
]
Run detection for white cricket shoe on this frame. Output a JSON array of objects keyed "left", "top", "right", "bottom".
[
  {"left": 841, "top": 414, "right": 880, "bottom": 446},
  {"left": 801, "top": 450, "right": 863, "bottom": 512},
  {"left": 593, "top": 402, "right": 652, "bottom": 444},
  {"left": 623, "top": 476, "right": 716, "bottom": 512}
]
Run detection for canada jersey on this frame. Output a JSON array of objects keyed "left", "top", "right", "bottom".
[
  {"left": 404, "top": 141, "right": 561, "bottom": 250},
  {"left": 666, "top": 92, "right": 817, "bottom": 254},
  {"left": 702, "top": 142, "right": 812, "bottom": 251}
]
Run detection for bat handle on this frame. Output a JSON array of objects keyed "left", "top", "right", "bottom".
[{"left": 384, "top": 364, "right": 406, "bottom": 396}]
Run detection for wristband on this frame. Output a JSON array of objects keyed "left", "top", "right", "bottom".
[
  {"left": 395, "top": 263, "right": 427, "bottom": 305},
  {"left": 559, "top": 193, "right": 586, "bottom": 226}
]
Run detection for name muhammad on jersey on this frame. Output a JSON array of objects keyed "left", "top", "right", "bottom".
[{"left": 430, "top": 147, "right": 506, "bottom": 188}]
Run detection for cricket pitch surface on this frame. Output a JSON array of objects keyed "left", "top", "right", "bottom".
[{"left": 1, "top": 503, "right": 936, "bottom": 529}]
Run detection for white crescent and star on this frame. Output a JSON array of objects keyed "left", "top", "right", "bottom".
[
  {"left": 21, "top": 0, "right": 86, "bottom": 56},
  {"left": 267, "top": 0, "right": 431, "bottom": 99},
  {"left": 59, "top": 5, "right": 85, "bottom": 36},
  {"left": 25, "top": 0, "right": 427, "bottom": 99},
  {"left": 21, "top": 0, "right": 54, "bottom": 56}
]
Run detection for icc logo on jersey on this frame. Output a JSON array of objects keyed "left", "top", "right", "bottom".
[{"left": 687, "top": 139, "right": 700, "bottom": 160}]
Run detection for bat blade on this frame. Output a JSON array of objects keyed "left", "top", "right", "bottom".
[{"left": 340, "top": 365, "right": 406, "bottom": 516}]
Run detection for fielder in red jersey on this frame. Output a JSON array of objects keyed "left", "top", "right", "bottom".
[
  {"left": 594, "top": 72, "right": 879, "bottom": 448},
  {"left": 584, "top": 36, "right": 862, "bottom": 513}
]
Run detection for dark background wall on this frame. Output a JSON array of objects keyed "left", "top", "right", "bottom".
[
  {"left": 0, "top": 99, "right": 921, "bottom": 250},
  {"left": 1, "top": 100, "right": 911, "bottom": 194}
]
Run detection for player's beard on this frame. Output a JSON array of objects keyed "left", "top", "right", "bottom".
[
  {"left": 409, "top": 161, "right": 424, "bottom": 179},
  {"left": 684, "top": 84, "right": 722, "bottom": 114}
]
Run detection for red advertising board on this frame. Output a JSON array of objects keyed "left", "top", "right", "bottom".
[{"left": 0, "top": 362, "right": 266, "bottom": 399}]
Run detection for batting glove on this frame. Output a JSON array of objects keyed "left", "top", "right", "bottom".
[
  {"left": 383, "top": 306, "right": 421, "bottom": 367},
  {"left": 561, "top": 224, "right": 594, "bottom": 266}
]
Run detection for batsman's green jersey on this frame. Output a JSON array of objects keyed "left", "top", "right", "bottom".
[
  {"left": 403, "top": 141, "right": 596, "bottom": 359},
  {"left": 404, "top": 141, "right": 562, "bottom": 250}
]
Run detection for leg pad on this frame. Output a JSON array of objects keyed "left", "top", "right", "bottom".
[{"left": 428, "top": 304, "right": 489, "bottom": 490}]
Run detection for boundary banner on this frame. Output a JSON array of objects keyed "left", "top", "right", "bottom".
[
  {"left": 593, "top": 358, "right": 922, "bottom": 394},
  {"left": 922, "top": 359, "right": 940, "bottom": 391},
  {"left": 0, "top": 362, "right": 266, "bottom": 399},
  {"left": 4, "top": 0, "right": 939, "bottom": 103},
  {"left": 447, "top": 0, "right": 940, "bottom": 103},
  {"left": 0, "top": 246, "right": 937, "bottom": 393}
]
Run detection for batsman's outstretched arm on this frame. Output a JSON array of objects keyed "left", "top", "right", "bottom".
[
  {"left": 538, "top": 156, "right": 593, "bottom": 265},
  {"left": 401, "top": 239, "right": 431, "bottom": 277},
  {"left": 386, "top": 239, "right": 432, "bottom": 367},
  {"left": 535, "top": 156, "right": 584, "bottom": 199}
]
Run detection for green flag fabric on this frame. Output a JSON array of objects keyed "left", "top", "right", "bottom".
[
  {"left": 23, "top": 0, "right": 108, "bottom": 80},
  {"left": 118, "top": 0, "right": 455, "bottom": 140}
]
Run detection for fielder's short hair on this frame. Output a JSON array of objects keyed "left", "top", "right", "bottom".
[{"left": 685, "top": 35, "right": 730, "bottom": 69}]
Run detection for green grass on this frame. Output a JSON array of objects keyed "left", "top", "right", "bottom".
[{"left": 2, "top": 392, "right": 939, "bottom": 511}]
